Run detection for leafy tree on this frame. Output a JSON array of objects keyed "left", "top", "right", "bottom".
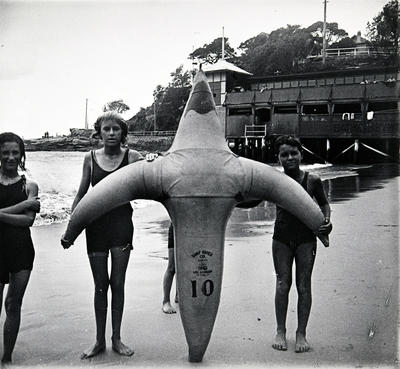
[
  {"left": 189, "top": 37, "right": 236, "bottom": 64},
  {"left": 238, "top": 25, "right": 316, "bottom": 75},
  {"left": 330, "top": 37, "right": 356, "bottom": 49},
  {"left": 367, "top": 0, "right": 398, "bottom": 51},
  {"left": 306, "top": 21, "right": 348, "bottom": 46},
  {"left": 128, "top": 66, "right": 191, "bottom": 132},
  {"left": 103, "top": 99, "right": 130, "bottom": 114},
  {"left": 169, "top": 65, "right": 192, "bottom": 88},
  {"left": 127, "top": 107, "right": 152, "bottom": 132},
  {"left": 153, "top": 86, "right": 190, "bottom": 131}
]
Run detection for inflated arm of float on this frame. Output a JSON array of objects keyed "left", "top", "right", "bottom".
[
  {"left": 63, "top": 159, "right": 163, "bottom": 244},
  {"left": 239, "top": 157, "right": 329, "bottom": 246}
]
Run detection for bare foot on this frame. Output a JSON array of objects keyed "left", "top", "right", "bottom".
[
  {"left": 112, "top": 338, "right": 134, "bottom": 356},
  {"left": 80, "top": 341, "right": 106, "bottom": 359},
  {"left": 295, "top": 331, "right": 310, "bottom": 353},
  {"left": 162, "top": 302, "right": 176, "bottom": 314},
  {"left": 272, "top": 331, "right": 287, "bottom": 351},
  {"left": 1, "top": 355, "right": 12, "bottom": 364}
]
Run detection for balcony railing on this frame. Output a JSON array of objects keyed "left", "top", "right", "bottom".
[
  {"left": 308, "top": 46, "right": 394, "bottom": 59},
  {"left": 245, "top": 125, "right": 267, "bottom": 137}
]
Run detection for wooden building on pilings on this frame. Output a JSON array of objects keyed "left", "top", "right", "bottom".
[{"left": 204, "top": 64, "right": 399, "bottom": 163}]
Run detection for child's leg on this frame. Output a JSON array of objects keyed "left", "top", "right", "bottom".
[
  {"left": 2, "top": 270, "right": 31, "bottom": 363},
  {"left": 272, "top": 239, "right": 294, "bottom": 351},
  {"left": 294, "top": 241, "right": 316, "bottom": 353},
  {"left": 162, "top": 248, "right": 176, "bottom": 314},
  {"left": 109, "top": 246, "right": 133, "bottom": 356},
  {"left": 81, "top": 253, "right": 109, "bottom": 359},
  {"left": 0, "top": 283, "right": 4, "bottom": 316}
]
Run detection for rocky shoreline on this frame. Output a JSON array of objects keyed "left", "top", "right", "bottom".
[{"left": 25, "top": 129, "right": 174, "bottom": 153}]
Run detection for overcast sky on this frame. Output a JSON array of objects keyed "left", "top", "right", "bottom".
[{"left": 0, "top": 0, "right": 388, "bottom": 138}]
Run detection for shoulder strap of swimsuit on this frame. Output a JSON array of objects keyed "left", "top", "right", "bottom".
[
  {"left": 120, "top": 148, "right": 130, "bottom": 167},
  {"left": 302, "top": 171, "right": 309, "bottom": 191},
  {"left": 90, "top": 150, "right": 95, "bottom": 183}
]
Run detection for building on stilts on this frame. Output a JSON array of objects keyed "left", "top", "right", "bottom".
[{"left": 203, "top": 62, "right": 399, "bottom": 164}]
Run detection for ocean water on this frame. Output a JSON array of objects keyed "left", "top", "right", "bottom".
[{"left": 23, "top": 151, "right": 386, "bottom": 227}]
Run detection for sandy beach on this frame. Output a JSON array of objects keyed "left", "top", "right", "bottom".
[{"left": 0, "top": 167, "right": 398, "bottom": 369}]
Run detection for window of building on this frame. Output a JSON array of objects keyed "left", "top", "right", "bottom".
[
  {"left": 308, "top": 80, "right": 317, "bottom": 87},
  {"left": 267, "top": 82, "right": 274, "bottom": 89},
  {"left": 299, "top": 80, "right": 308, "bottom": 87},
  {"left": 333, "top": 103, "right": 361, "bottom": 113},
  {"left": 274, "top": 81, "right": 282, "bottom": 89},
  {"left": 364, "top": 75, "right": 374, "bottom": 83},
  {"left": 326, "top": 78, "right": 335, "bottom": 85},
  {"left": 282, "top": 81, "right": 290, "bottom": 88},
  {"left": 255, "top": 108, "right": 271, "bottom": 122},
  {"left": 368, "top": 101, "right": 397, "bottom": 112},
  {"left": 274, "top": 105, "right": 297, "bottom": 114},
  {"left": 228, "top": 107, "right": 252, "bottom": 116},
  {"left": 375, "top": 74, "right": 385, "bottom": 81},
  {"left": 317, "top": 79, "right": 325, "bottom": 86},
  {"left": 354, "top": 75, "right": 363, "bottom": 83},
  {"left": 290, "top": 80, "right": 299, "bottom": 87},
  {"left": 345, "top": 76, "right": 354, "bottom": 84},
  {"left": 303, "top": 104, "right": 329, "bottom": 114},
  {"left": 335, "top": 77, "right": 344, "bottom": 85}
]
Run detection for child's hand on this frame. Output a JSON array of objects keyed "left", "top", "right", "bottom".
[
  {"left": 60, "top": 234, "right": 73, "bottom": 249},
  {"left": 318, "top": 219, "right": 332, "bottom": 235},
  {"left": 316, "top": 233, "right": 330, "bottom": 247},
  {"left": 316, "top": 219, "right": 332, "bottom": 247},
  {"left": 24, "top": 197, "right": 41, "bottom": 213},
  {"left": 145, "top": 153, "right": 159, "bottom": 162}
]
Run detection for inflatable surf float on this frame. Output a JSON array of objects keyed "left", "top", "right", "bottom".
[{"left": 62, "top": 70, "right": 328, "bottom": 362}]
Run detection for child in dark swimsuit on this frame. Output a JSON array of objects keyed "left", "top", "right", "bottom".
[
  {"left": 0, "top": 132, "right": 40, "bottom": 363},
  {"left": 62, "top": 111, "right": 143, "bottom": 359},
  {"left": 271, "top": 135, "right": 332, "bottom": 353}
]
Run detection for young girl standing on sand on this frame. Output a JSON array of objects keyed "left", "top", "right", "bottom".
[
  {"left": 271, "top": 135, "right": 332, "bottom": 353},
  {"left": 62, "top": 111, "right": 143, "bottom": 359},
  {"left": 0, "top": 132, "right": 40, "bottom": 363}
]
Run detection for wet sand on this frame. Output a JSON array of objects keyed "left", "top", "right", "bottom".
[{"left": 0, "top": 166, "right": 398, "bottom": 368}]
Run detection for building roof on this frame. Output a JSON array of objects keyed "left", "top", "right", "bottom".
[{"left": 202, "top": 59, "right": 252, "bottom": 75}]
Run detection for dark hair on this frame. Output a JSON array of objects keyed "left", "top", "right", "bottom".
[
  {"left": 274, "top": 135, "right": 303, "bottom": 153},
  {"left": 0, "top": 132, "right": 26, "bottom": 171},
  {"left": 92, "top": 111, "right": 128, "bottom": 144}
]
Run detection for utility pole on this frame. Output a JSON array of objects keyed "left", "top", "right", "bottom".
[
  {"left": 322, "top": 0, "right": 327, "bottom": 64},
  {"left": 153, "top": 97, "right": 156, "bottom": 133},
  {"left": 84, "top": 98, "right": 88, "bottom": 129},
  {"left": 222, "top": 26, "right": 225, "bottom": 60}
]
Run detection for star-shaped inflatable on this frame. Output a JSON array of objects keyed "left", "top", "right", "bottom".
[{"left": 62, "top": 70, "right": 328, "bottom": 362}]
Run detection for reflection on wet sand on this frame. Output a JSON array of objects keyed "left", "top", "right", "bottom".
[{"left": 227, "top": 163, "right": 399, "bottom": 239}]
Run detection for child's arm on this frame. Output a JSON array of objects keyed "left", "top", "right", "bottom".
[
  {"left": 311, "top": 175, "right": 332, "bottom": 234},
  {"left": 128, "top": 149, "right": 145, "bottom": 164},
  {"left": 71, "top": 153, "right": 91, "bottom": 212},
  {"left": 0, "top": 197, "right": 40, "bottom": 214},
  {"left": 0, "top": 180, "right": 39, "bottom": 227}
]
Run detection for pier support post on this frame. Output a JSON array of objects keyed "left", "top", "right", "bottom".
[
  {"left": 353, "top": 139, "right": 359, "bottom": 164},
  {"left": 326, "top": 138, "right": 331, "bottom": 162}
]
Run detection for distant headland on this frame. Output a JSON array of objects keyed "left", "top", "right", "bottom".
[{"left": 24, "top": 129, "right": 174, "bottom": 153}]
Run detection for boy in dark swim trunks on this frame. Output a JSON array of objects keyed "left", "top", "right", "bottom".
[
  {"left": 271, "top": 135, "right": 332, "bottom": 353},
  {"left": 162, "top": 223, "right": 178, "bottom": 314}
]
